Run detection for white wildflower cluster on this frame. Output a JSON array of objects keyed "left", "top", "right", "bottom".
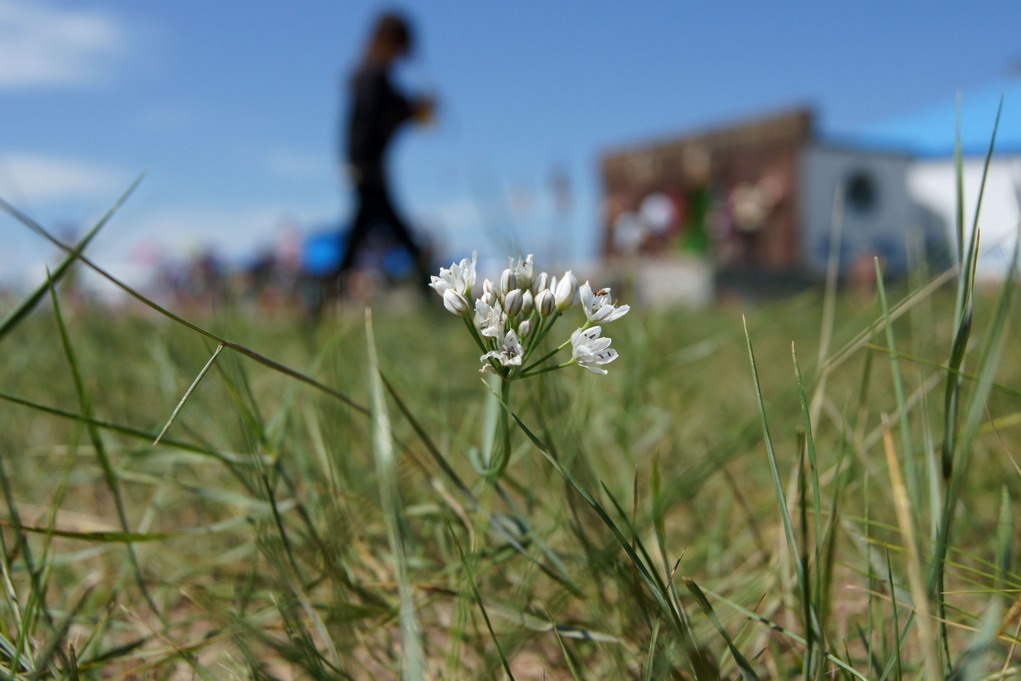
[{"left": 430, "top": 252, "right": 629, "bottom": 377}]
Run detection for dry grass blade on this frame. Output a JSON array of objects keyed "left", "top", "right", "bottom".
[
  {"left": 875, "top": 259, "right": 921, "bottom": 510},
  {"left": 881, "top": 418, "right": 941, "bottom": 680},
  {"left": 152, "top": 342, "right": 225, "bottom": 446}
]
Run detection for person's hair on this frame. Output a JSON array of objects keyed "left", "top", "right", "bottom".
[{"left": 363, "top": 12, "right": 413, "bottom": 65}]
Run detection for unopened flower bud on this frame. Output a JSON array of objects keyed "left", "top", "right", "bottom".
[
  {"left": 479, "top": 279, "right": 494, "bottom": 305},
  {"left": 442, "top": 289, "right": 470, "bottom": 317},
  {"left": 536, "top": 289, "right": 555, "bottom": 317},
  {"left": 499, "top": 268, "right": 518, "bottom": 296},
  {"left": 554, "top": 270, "right": 578, "bottom": 311},
  {"left": 518, "top": 319, "right": 532, "bottom": 337},
  {"left": 520, "top": 289, "right": 534, "bottom": 317},
  {"left": 531, "top": 272, "right": 549, "bottom": 295},
  {"left": 504, "top": 288, "right": 523, "bottom": 316}
]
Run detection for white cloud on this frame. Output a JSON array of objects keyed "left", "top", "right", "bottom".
[
  {"left": 0, "top": 0, "right": 125, "bottom": 89},
  {"left": 118, "top": 205, "right": 328, "bottom": 263},
  {"left": 416, "top": 197, "right": 483, "bottom": 235},
  {"left": 266, "top": 148, "right": 332, "bottom": 182},
  {"left": 0, "top": 153, "right": 129, "bottom": 203}
]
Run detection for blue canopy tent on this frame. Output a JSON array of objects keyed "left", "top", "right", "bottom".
[
  {"left": 300, "top": 227, "right": 417, "bottom": 280},
  {"left": 830, "top": 78, "right": 1021, "bottom": 157}
]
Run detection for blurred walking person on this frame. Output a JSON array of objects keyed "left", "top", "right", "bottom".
[{"left": 336, "top": 11, "right": 435, "bottom": 296}]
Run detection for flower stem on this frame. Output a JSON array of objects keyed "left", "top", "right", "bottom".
[
  {"left": 519, "top": 361, "right": 571, "bottom": 379},
  {"left": 462, "top": 315, "right": 489, "bottom": 354},
  {"left": 520, "top": 337, "right": 572, "bottom": 375},
  {"left": 492, "top": 378, "right": 513, "bottom": 477},
  {"left": 523, "top": 310, "right": 561, "bottom": 361}
]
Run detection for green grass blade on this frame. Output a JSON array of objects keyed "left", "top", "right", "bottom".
[
  {"left": 642, "top": 618, "right": 661, "bottom": 681},
  {"left": 544, "top": 603, "right": 583, "bottom": 681},
  {"left": 966, "top": 95, "right": 1003, "bottom": 279},
  {"left": 0, "top": 444, "right": 61, "bottom": 672},
  {"left": 46, "top": 274, "right": 161, "bottom": 618},
  {"left": 684, "top": 578, "right": 761, "bottom": 681},
  {"left": 365, "top": 309, "right": 424, "bottom": 681},
  {"left": 27, "top": 579, "right": 96, "bottom": 681},
  {"left": 378, "top": 370, "right": 476, "bottom": 502},
  {"left": 449, "top": 525, "right": 515, "bottom": 681},
  {"left": 809, "top": 181, "right": 845, "bottom": 423},
  {"left": 743, "top": 317, "right": 818, "bottom": 643},
  {"left": 997, "top": 487, "right": 1012, "bottom": 588},
  {"left": 953, "top": 93, "right": 964, "bottom": 261},
  {"left": 0, "top": 391, "right": 257, "bottom": 469},
  {"left": 698, "top": 586, "right": 868, "bottom": 681},
  {"left": 883, "top": 546, "right": 903, "bottom": 681},
  {"left": 0, "top": 522, "right": 176, "bottom": 543},
  {"left": 507, "top": 409, "right": 681, "bottom": 633},
  {"left": 0, "top": 175, "right": 143, "bottom": 344},
  {"left": 792, "top": 344, "right": 826, "bottom": 659},
  {"left": 933, "top": 232, "right": 1019, "bottom": 646},
  {"left": 7, "top": 204, "right": 368, "bottom": 415},
  {"left": 944, "top": 95, "right": 1003, "bottom": 481}
]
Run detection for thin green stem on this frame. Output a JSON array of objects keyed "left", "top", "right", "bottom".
[
  {"left": 491, "top": 378, "right": 513, "bottom": 478},
  {"left": 519, "top": 362, "right": 572, "bottom": 379},
  {"left": 523, "top": 311, "right": 548, "bottom": 358},
  {"left": 521, "top": 337, "right": 573, "bottom": 376},
  {"left": 462, "top": 314, "right": 489, "bottom": 354},
  {"left": 524, "top": 311, "right": 563, "bottom": 360}
]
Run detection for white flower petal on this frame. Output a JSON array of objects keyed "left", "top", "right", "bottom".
[
  {"left": 430, "top": 251, "right": 477, "bottom": 299},
  {"left": 571, "top": 326, "right": 618, "bottom": 375},
  {"left": 580, "top": 283, "right": 628, "bottom": 323}
]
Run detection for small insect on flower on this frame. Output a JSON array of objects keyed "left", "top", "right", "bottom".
[
  {"left": 431, "top": 252, "right": 627, "bottom": 380},
  {"left": 570, "top": 326, "right": 618, "bottom": 375},
  {"left": 579, "top": 282, "right": 630, "bottom": 324},
  {"left": 509, "top": 254, "right": 534, "bottom": 290}
]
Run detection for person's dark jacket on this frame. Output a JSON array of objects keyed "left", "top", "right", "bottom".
[{"left": 345, "top": 64, "right": 414, "bottom": 183}]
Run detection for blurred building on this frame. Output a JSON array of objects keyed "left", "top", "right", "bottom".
[
  {"left": 845, "top": 77, "right": 1021, "bottom": 282},
  {"left": 601, "top": 81, "right": 1021, "bottom": 302}
]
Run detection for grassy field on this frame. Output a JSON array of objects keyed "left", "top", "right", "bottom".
[{"left": 1, "top": 200, "right": 1021, "bottom": 678}]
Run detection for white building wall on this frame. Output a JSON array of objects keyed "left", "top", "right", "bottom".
[
  {"left": 799, "top": 145, "right": 925, "bottom": 277},
  {"left": 907, "top": 158, "right": 1021, "bottom": 281}
]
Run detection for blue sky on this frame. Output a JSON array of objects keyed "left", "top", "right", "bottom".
[{"left": 2, "top": 0, "right": 1019, "bottom": 288}]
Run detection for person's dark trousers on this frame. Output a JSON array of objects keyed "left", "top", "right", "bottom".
[{"left": 336, "top": 177, "right": 430, "bottom": 288}]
